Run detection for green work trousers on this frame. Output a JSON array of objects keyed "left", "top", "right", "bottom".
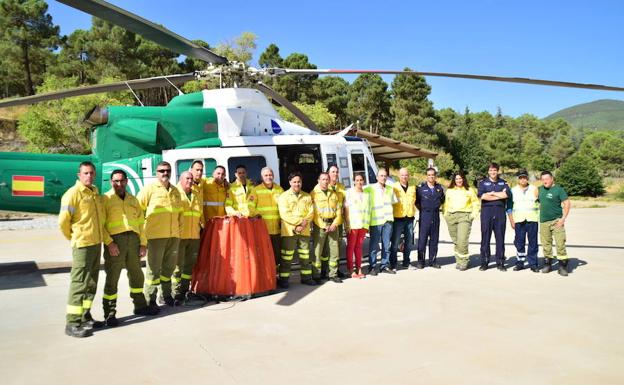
[
  {"left": 270, "top": 234, "right": 281, "bottom": 272},
  {"left": 66, "top": 244, "right": 101, "bottom": 326},
  {"left": 280, "top": 235, "right": 311, "bottom": 281},
  {"left": 313, "top": 224, "right": 340, "bottom": 278},
  {"left": 102, "top": 232, "right": 146, "bottom": 317},
  {"left": 445, "top": 212, "right": 473, "bottom": 268},
  {"left": 323, "top": 224, "right": 345, "bottom": 272},
  {"left": 173, "top": 238, "right": 200, "bottom": 297},
  {"left": 145, "top": 237, "right": 179, "bottom": 303},
  {"left": 540, "top": 219, "right": 567, "bottom": 260}
]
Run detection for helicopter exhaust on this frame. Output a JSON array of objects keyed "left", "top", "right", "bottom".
[{"left": 84, "top": 106, "right": 109, "bottom": 126}]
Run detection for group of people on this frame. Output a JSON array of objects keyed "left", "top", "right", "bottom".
[{"left": 59, "top": 160, "right": 571, "bottom": 338}]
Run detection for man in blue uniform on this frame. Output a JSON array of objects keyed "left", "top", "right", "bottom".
[
  {"left": 477, "top": 162, "right": 511, "bottom": 271},
  {"left": 415, "top": 168, "right": 445, "bottom": 269}
]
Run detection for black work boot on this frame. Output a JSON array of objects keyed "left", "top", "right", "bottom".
[
  {"left": 542, "top": 258, "right": 552, "bottom": 273},
  {"left": 301, "top": 278, "right": 317, "bottom": 286},
  {"left": 174, "top": 293, "right": 186, "bottom": 306},
  {"left": 558, "top": 259, "right": 568, "bottom": 277},
  {"left": 277, "top": 278, "right": 290, "bottom": 289},
  {"left": 105, "top": 315, "right": 119, "bottom": 327},
  {"left": 144, "top": 299, "right": 161, "bottom": 315},
  {"left": 134, "top": 306, "right": 159, "bottom": 316},
  {"left": 157, "top": 295, "right": 175, "bottom": 307},
  {"left": 65, "top": 324, "right": 92, "bottom": 338},
  {"left": 82, "top": 311, "right": 104, "bottom": 330}
]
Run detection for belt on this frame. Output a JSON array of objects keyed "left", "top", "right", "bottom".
[
  {"left": 322, "top": 218, "right": 335, "bottom": 224},
  {"left": 420, "top": 208, "right": 440, "bottom": 212}
]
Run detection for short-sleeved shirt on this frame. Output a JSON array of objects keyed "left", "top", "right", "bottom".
[
  {"left": 477, "top": 178, "right": 511, "bottom": 208},
  {"left": 538, "top": 184, "right": 568, "bottom": 222}
]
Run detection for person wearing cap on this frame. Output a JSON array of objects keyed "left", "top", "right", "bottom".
[{"left": 506, "top": 170, "right": 540, "bottom": 272}]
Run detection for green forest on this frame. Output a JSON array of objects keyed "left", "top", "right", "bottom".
[{"left": 1, "top": 0, "right": 623, "bottom": 197}]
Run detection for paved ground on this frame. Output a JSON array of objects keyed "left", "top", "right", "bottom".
[{"left": 1, "top": 205, "right": 623, "bottom": 385}]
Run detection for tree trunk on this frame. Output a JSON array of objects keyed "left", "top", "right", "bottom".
[{"left": 22, "top": 43, "right": 34, "bottom": 95}]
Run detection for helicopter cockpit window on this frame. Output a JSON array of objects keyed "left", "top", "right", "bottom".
[
  {"left": 351, "top": 153, "right": 365, "bottom": 180},
  {"left": 228, "top": 156, "right": 266, "bottom": 185},
  {"left": 297, "top": 153, "right": 316, "bottom": 164},
  {"left": 326, "top": 154, "right": 337, "bottom": 169},
  {"left": 367, "top": 161, "right": 377, "bottom": 184}
]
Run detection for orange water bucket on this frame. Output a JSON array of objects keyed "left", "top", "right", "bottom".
[{"left": 192, "top": 216, "right": 276, "bottom": 299}]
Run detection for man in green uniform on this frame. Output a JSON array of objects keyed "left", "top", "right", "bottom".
[
  {"left": 102, "top": 170, "right": 158, "bottom": 327},
  {"left": 538, "top": 171, "right": 571, "bottom": 276},
  {"left": 173, "top": 171, "right": 204, "bottom": 304},
  {"left": 277, "top": 172, "right": 315, "bottom": 288},
  {"left": 311, "top": 172, "right": 343, "bottom": 284},
  {"left": 59, "top": 161, "right": 105, "bottom": 338},
  {"left": 137, "top": 161, "right": 184, "bottom": 309}
]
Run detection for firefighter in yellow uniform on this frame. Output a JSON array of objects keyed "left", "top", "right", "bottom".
[
  {"left": 327, "top": 164, "right": 347, "bottom": 277},
  {"left": 277, "top": 172, "right": 315, "bottom": 288},
  {"left": 173, "top": 171, "right": 204, "bottom": 304},
  {"left": 102, "top": 170, "right": 158, "bottom": 327},
  {"left": 391, "top": 167, "right": 417, "bottom": 269},
  {"left": 252, "top": 167, "right": 284, "bottom": 268},
  {"left": 202, "top": 165, "right": 228, "bottom": 219},
  {"left": 59, "top": 161, "right": 106, "bottom": 338},
  {"left": 190, "top": 159, "right": 206, "bottom": 203},
  {"left": 311, "top": 172, "right": 343, "bottom": 283},
  {"left": 137, "top": 161, "right": 183, "bottom": 310},
  {"left": 443, "top": 172, "right": 480, "bottom": 270},
  {"left": 225, "top": 164, "right": 257, "bottom": 217}
]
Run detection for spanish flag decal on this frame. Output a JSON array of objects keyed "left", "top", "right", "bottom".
[{"left": 12, "top": 175, "right": 45, "bottom": 197}]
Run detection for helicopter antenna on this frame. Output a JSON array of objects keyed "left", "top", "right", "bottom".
[
  {"left": 164, "top": 76, "right": 184, "bottom": 95},
  {"left": 124, "top": 81, "right": 144, "bottom": 106}
]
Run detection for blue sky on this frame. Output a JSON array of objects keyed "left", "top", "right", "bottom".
[{"left": 46, "top": 0, "right": 624, "bottom": 118}]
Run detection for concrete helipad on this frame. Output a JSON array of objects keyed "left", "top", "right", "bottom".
[{"left": 1, "top": 205, "right": 623, "bottom": 385}]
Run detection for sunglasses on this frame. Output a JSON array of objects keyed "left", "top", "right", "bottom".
[{"left": 157, "top": 169, "right": 171, "bottom": 173}]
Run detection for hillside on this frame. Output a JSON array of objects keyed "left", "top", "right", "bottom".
[{"left": 546, "top": 99, "right": 624, "bottom": 131}]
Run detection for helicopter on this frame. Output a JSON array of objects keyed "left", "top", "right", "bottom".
[{"left": 1, "top": 0, "right": 623, "bottom": 214}]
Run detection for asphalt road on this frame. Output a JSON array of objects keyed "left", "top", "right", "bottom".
[{"left": 1, "top": 205, "right": 623, "bottom": 385}]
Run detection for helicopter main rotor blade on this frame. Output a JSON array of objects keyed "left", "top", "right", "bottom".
[
  {"left": 0, "top": 73, "right": 197, "bottom": 108},
  {"left": 274, "top": 69, "right": 624, "bottom": 92},
  {"left": 254, "top": 82, "right": 320, "bottom": 133},
  {"left": 56, "top": 0, "right": 228, "bottom": 65}
]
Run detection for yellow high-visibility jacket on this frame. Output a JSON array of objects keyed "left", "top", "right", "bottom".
[
  {"left": 393, "top": 183, "right": 417, "bottom": 218},
  {"left": 310, "top": 184, "right": 343, "bottom": 229},
  {"left": 225, "top": 179, "right": 257, "bottom": 217},
  {"left": 201, "top": 177, "right": 227, "bottom": 218},
  {"left": 137, "top": 181, "right": 183, "bottom": 240},
  {"left": 443, "top": 187, "right": 480, "bottom": 218},
  {"left": 177, "top": 182, "right": 204, "bottom": 240},
  {"left": 344, "top": 188, "right": 370, "bottom": 230},
  {"left": 253, "top": 183, "right": 284, "bottom": 235},
  {"left": 365, "top": 183, "right": 397, "bottom": 226},
  {"left": 330, "top": 182, "right": 346, "bottom": 204},
  {"left": 59, "top": 180, "right": 105, "bottom": 248},
  {"left": 278, "top": 188, "right": 314, "bottom": 237},
  {"left": 102, "top": 189, "right": 146, "bottom": 246}
]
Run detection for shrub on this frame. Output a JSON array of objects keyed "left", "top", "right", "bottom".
[{"left": 556, "top": 154, "right": 604, "bottom": 197}]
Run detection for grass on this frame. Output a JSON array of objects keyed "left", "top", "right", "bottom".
[{"left": 0, "top": 106, "right": 27, "bottom": 121}]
